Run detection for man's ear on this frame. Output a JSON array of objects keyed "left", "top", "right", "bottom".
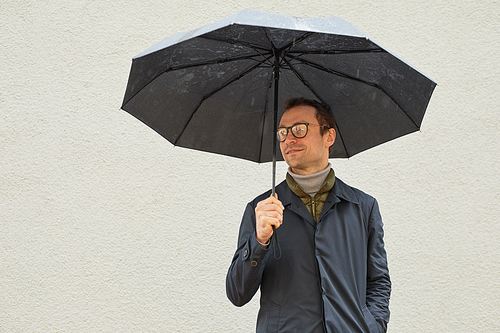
[{"left": 326, "top": 128, "right": 336, "bottom": 148}]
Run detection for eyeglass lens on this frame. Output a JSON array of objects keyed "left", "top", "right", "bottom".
[{"left": 277, "top": 124, "right": 308, "bottom": 141}]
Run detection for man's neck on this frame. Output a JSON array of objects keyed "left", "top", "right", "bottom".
[{"left": 288, "top": 163, "right": 332, "bottom": 197}]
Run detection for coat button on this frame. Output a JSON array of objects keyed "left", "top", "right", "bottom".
[
  {"left": 244, "top": 250, "right": 248, "bottom": 257},
  {"left": 251, "top": 260, "right": 258, "bottom": 267}
]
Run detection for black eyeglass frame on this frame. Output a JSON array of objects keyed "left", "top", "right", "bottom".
[{"left": 276, "top": 123, "right": 329, "bottom": 142}]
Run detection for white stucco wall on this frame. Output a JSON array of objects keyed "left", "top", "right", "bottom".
[{"left": 1, "top": 0, "right": 499, "bottom": 332}]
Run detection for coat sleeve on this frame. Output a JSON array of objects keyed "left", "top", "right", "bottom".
[
  {"left": 366, "top": 198, "right": 391, "bottom": 332},
  {"left": 226, "top": 202, "right": 269, "bottom": 306}
]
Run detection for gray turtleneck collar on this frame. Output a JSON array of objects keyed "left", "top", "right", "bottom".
[{"left": 287, "top": 163, "right": 332, "bottom": 197}]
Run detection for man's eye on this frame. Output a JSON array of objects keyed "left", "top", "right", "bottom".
[{"left": 294, "top": 127, "right": 305, "bottom": 135}]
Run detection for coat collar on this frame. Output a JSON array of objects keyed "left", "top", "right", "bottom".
[
  {"left": 278, "top": 176, "right": 359, "bottom": 205},
  {"left": 327, "top": 177, "right": 360, "bottom": 205}
]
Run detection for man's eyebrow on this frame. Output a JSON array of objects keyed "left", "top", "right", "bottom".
[{"left": 278, "top": 121, "right": 308, "bottom": 127}]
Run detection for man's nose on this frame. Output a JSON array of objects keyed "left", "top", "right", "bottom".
[{"left": 284, "top": 131, "right": 297, "bottom": 143}]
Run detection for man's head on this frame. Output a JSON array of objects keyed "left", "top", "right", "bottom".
[{"left": 278, "top": 98, "right": 336, "bottom": 175}]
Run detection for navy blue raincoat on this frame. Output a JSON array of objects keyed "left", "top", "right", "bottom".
[{"left": 226, "top": 177, "right": 391, "bottom": 333}]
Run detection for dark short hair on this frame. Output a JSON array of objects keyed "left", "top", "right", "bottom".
[{"left": 284, "top": 97, "right": 336, "bottom": 135}]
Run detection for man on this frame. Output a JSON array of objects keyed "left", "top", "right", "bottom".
[{"left": 226, "top": 98, "right": 391, "bottom": 333}]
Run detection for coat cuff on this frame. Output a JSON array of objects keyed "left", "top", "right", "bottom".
[{"left": 241, "top": 233, "right": 269, "bottom": 267}]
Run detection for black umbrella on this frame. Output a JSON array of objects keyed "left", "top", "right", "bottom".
[{"left": 122, "top": 8, "right": 436, "bottom": 193}]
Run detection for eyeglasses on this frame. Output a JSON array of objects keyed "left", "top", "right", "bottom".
[{"left": 276, "top": 123, "right": 329, "bottom": 142}]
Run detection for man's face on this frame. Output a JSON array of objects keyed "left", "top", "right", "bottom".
[{"left": 279, "top": 105, "right": 335, "bottom": 175}]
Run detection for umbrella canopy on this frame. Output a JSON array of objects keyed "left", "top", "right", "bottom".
[{"left": 122, "top": 8, "right": 436, "bottom": 164}]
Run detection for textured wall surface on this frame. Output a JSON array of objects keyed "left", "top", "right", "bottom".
[{"left": 1, "top": 0, "right": 499, "bottom": 332}]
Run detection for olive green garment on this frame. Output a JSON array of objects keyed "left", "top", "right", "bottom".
[{"left": 286, "top": 169, "right": 335, "bottom": 222}]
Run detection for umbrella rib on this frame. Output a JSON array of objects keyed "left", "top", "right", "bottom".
[
  {"left": 278, "top": 31, "right": 382, "bottom": 63},
  {"left": 123, "top": 54, "right": 272, "bottom": 108},
  {"left": 288, "top": 49, "right": 386, "bottom": 55},
  {"left": 173, "top": 58, "right": 273, "bottom": 146},
  {"left": 291, "top": 57, "right": 419, "bottom": 128},
  {"left": 200, "top": 35, "right": 275, "bottom": 68},
  {"left": 281, "top": 57, "right": 351, "bottom": 157},
  {"left": 280, "top": 32, "right": 315, "bottom": 62},
  {"left": 166, "top": 53, "right": 271, "bottom": 72},
  {"left": 292, "top": 57, "right": 377, "bottom": 85},
  {"left": 200, "top": 35, "right": 272, "bottom": 52}
]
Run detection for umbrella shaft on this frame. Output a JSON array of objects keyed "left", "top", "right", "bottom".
[{"left": 272, "top": 57, "right": 280, "bottom": 196}]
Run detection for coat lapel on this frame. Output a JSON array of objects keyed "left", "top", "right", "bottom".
[
  {"left": 277, "top": 181, "right": 316, "bottom": 227},
  {"left": 319, "top": 177, "right": 360, "bottom": 221}
]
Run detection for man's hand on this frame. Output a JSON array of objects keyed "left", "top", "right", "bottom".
[{"left": 255, "top": 194, "right": 284, "bottom": 245}]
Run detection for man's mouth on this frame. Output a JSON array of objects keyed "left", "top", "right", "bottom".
[{"left": 286, "top": 147, "right": 303, "bottom": 155}]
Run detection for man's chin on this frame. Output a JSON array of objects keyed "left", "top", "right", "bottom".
[{"left": 283, "top": 158, "right": 302, "bottom": 170}]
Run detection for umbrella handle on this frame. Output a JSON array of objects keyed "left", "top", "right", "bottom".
[{"left": 271, "top": 226, "right": 281, "bottom": 260}]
